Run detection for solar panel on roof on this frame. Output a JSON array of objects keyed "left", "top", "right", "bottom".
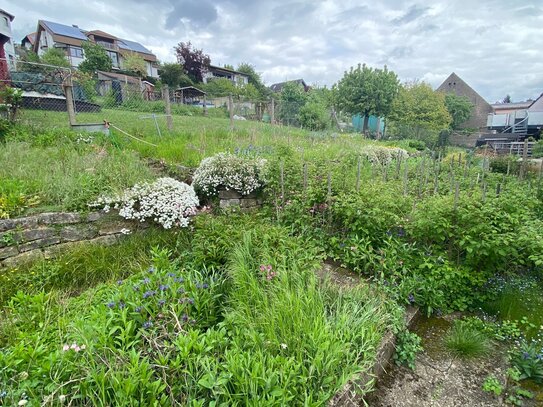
[
  {"left": 42, "top": 20, "right": 88, "bottom": 40},
  {"left": 118, "top": 39, "right": 152, "bottom": 54}
]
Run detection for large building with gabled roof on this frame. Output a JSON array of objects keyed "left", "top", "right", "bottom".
[
  {"left": 436, "top": 72, "right": 493, "bottom": 130},
  {"left": 32, "top": 20, "right": 158, "bottom": 77}
]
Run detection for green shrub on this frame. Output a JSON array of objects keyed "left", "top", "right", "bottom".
[
  {"left": 490, "top": 155, "right": 520, "bottom": 175},
  {"left": 394, "top": 330, "right": 423, "bottom": 369},
  {"left": 444, "top": 320, "right": 493, "bottom": 358}
]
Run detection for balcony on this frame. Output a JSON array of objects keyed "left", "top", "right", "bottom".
[{"left": 96, "top": 41, "right": 117, "bottom": 51}]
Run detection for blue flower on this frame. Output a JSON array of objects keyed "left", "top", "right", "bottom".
[
  {"left": 158, "top": 284, "right": 169, "bottom": 291},
  {"left": 148, "top": 266, "right": 155, "bottom": 273},
  {"left": 182, "top": 314, "right": 189, "bottom": 322},
  {"left": 408, "top": 294, "right": 415, "bottom": 304},
  {"left": 117, "top": 280, "right": 123, "bottom": 285},
  {"left": 167, "top": 272, "right": 176, "bottom": 278},
  {"left": 522, "top": 352, "right": 531, "bottom": 360},
  {"left": 135, "top": 306, "right": 143, "bottom": 313},
  {"left": 143, "top": 290, "right": 156, "bottom": 299},
  {"left": 175, "top": 277, "right": 184, "bottom": 283},
  {"left": 158, "top": 299, "right": 166, "bottom": 307},
  {"left": 143, "top": 278, "right": 151, "bottom": 284},
  {"left": 118, "top": 301, "right": 126, "bottom": 309},
  {"left": 143, "top": 320, "right": 153, "bottom": 329},
  {"left": 106, "top": 301, "right": 115, "bottom": 309}
]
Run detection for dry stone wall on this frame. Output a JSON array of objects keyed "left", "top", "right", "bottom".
[
  {"left": 0, "top": 211, "right": 148, "bottom": 268},
  {"left": 218, "top": 190, "right": 263, "bottom": 210}
]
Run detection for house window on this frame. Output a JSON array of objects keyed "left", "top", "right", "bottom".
[
  {"left": 106, "top": 50, "right": 119, "bottom": 68},
  {"left": 69, "top": 47, "right": 84, "bottom": 58}
]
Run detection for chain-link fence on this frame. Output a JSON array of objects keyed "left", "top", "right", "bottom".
[{"left": 2, "top": 58, "right": 338, "bottom": 134}]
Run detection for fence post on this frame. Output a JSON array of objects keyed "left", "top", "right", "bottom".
[
  {"left": 228, "top": 93, "right": 234, "bottom": 130},
  {"left": 203, "top": 94, "right": 207, "bottom": 117},
  {"left": 356, "top": 156, "right": 361, "bottom": 192},
  {"left": 519, "top": 139, "right": 529, "bottom": 180},
  {"left": 63, "top": 73, "right": 77, "bottom": 126},
  {"left": 162, "top": 85, "right": 173, "bottom": 131},
  {"left": 270, "top": 98, "right": 275, "bottom": 125}
]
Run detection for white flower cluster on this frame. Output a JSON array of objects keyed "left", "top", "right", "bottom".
[
  {"left": 192, "top": 153, "right": 267, "bottom": 197},
  {"left": 361, "top": 146, "right": 409, "bottom": 166},
  {"left": 91, "top": 178, "right": 199, "bottom": 229}
]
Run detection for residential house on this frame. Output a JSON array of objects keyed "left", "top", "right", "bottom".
[
  {"left": 0, "top": 8, "right": 15, "bottom": 72},
  {"left": 203, "top": 65, "right": 249, "bottom": 85},
  {"left": 436, "top": 72, "right": 493, "bottom": 130},
  {"left": 32, "top": 20, "right": 159, "bottom": 77},
  {"left": 270, "top": 79, "right": 310, "bottom": 93},
  {"left": 21, "top": 33, "right": 36, "bottom": 50},
  {"left": 487, "top": 93, "right": 543, "bottom": 137}
]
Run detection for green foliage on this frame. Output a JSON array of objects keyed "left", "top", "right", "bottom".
[
  {"left": 489, "top": 155, "right": 521, "bottom": 174},
  {"left": 389, "top": 82, "right": 452, "bottom": 144},
  {"left": 158, "top": 62, "right": 193, "bottom": 88},
  {"left": 122, "top": 52, "right": 147, "bottom": 77},
  {"left": 0, "top": 218, "right": 395, "bottom": 406},
  {"left": 78, "top": 41, "right": 113, "bottom": 73},
  {"left": 298, "top": 100, "right": 328, "bottom": 130},
  {"left": 0, "top": 179, "right": 38, "bottom": 219},
  {"left": 40, "top": 48, "right": 71, "bottom": 68},
  {"left": 0, "top": 86, "right": 23, "bottom": 122},
  {"left": 444, "top": 93, "right": 473, "bottom": 129},
  {"left": 394, "top": 330, "right": 423, "bottom": 369},
  {"left": 278, "top": 81, "right": 308, "bottom": 126},
  {"left": 335, "top": 63, "right": 399, "bottom": 131},
  {"left": 482, "top": 375, "right": 504, "bottom": 396},
  {"left": 532, "top": 140, "right": 543, "bottom": 158},
  {"left": 236, "top": 62, "right": 269, "bottom": 98},
  {"left": 510, "top": 338, "right": 543, "bottom": 383},
  {"left": 444, "top": 320, "right": 493, "bottom": 358}
]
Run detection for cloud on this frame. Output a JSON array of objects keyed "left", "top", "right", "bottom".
[
  {"left": 391, "top": 4, "right": 430, "bottom": 25},
  {"left": 2, "top": 0, "right": 543, "bottom": 102}
]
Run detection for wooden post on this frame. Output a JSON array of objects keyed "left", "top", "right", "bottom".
[
  {"left": 228, "top": 93, "right": 234, "bottom": 130},
  {"left": 63, "top": 75, "right": 77, "bottom": 126},
  {"left": 163, "top": 85, "right": 173, "bottom": 131},
  {"left": 520, "top": 139, "right": 529, "bottom": 180},
  {"left": 270, "top": 98, "right": 275, "bottom": 125},
  {"left": 280, "top": 160, "right": 285, "bottom": 204},
  {"left": 203, "top": 94, "right": 207, "bottom": 117},
  {"left": 356, "top": 156, "right": 361, "bottom": 192},
  {"left": 496, "top": 183, "right": 501, "bottom": 196}
]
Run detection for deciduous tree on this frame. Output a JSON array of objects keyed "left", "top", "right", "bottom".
[
  {"left": 78, "top": 42, "right": 112, "bottom": 74},
  {"left": 174, "top": 41, "right": 210, "bottom": 83},
  {"left": 123, "top": 52, "right": 147, "bottom": 77},
  {"left": 335, "top": 64, "right": 399, "bottom": 133},
  {"left": 444, "top": 93, "right": 473, "bottom": 129}
]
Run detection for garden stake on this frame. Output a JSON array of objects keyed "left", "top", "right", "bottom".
[
  {"left": 482, "top": 182, "right": 487, "bottom": 203},
  {"left": 280, "top": 160, "right": 285, "bottom": 205},
  {"left": 356, "top": 156, "right": 361, "bottom": 192}
]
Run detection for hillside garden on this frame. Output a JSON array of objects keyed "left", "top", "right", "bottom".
[{"left": 1, "top": 105, "right": 542, "bottom": 405}]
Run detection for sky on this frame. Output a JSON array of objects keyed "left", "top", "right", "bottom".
[{"left": 4, "top": 0, "right": 543, "bottom": 103}]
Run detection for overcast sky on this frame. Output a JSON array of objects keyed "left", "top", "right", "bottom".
[{"left": 4, "top": 0, "right": 543, "bottom": 103}]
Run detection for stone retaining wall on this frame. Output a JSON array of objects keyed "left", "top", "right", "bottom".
[
  {"left": 329, "top": 306, "right": 420, "bottom": 406},
  {"left": 218, "top": 190, "right": 263, "bottom": 210},
  {"left": 0, "top": 211, "right": 147, "bottom": 268}
]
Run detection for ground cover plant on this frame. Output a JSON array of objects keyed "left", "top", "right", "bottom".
[{"left": 0, "top": 216, "right": 399, "bottom": 406}]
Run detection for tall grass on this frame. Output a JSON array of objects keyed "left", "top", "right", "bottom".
[
  {"left": 0, "top": 140, "right": 153, "bottom": 211},
  {"left": 444, "top": 320, "right": 493, "bottom": 358}
]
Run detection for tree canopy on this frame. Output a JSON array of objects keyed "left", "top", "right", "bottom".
[
  {"left": 335, "top": 63, "right": 399, "bottom": 132},
  {"left": 174, "top": 41, "right": 210, "bottom": 83},
  {"left": 158, "top": 63, "right": 193, "bottom": 88},
  {"left": 389, "top": 81, "right": 452, "bottom": 134},
  {"left": 123, "top": 52, "right": 147, "bottom": 77},
  {"left": 78, "top": 42, "right": 112, "bottom": 74},
  {"left": 236, "top": 63, "right": 268, "bottom": 98},
  {"left": 444, "top": 93, "right": 473, "bottom": 129},
  {"left": 41, "top": 48, "right": 71, "bottom": 68}
]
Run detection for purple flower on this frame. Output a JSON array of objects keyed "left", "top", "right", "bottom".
[
  {"left": 148, "top": 266, "right": 155, "bottom": 274},
  {"left": 522, "top": 352, "right": 530, "bottom": 360},
  {"left": 143, "top": 278, "right": 151, "bottom": 284},
  {"left": 143, "top": 320, "right": 153, "bottom": 329},
  {"left": 167, "top": 272, "right": 176, "bottom": 278},
  {"left": 174, "top": 277, "right": 184, "bottom": 283},
  {"left": 106, "top": 301, "right": 115, "bottom": 309},
  {"left": 143, "top": 290, "right": 156, "bottom": 299},
  {"left": 408, "top": 294, "right": 415, "bottom": 305},
  {"left": 118, "top": 301, "right": 126, "bottom": 309},
  {"left": 135, "top": 306, "right": 143, "bottom": 313},
  {"left": 182, "top": 314, "right": 189, "bottom": 322},
  {"left": 158, "top": 299, "right": 166, "bottom": 307},
  {"left": 117, "top": 280, "right": 123, "bottom": 285},
  {"left": 159, "top": 284, "right": 169, "bottom": 291}
]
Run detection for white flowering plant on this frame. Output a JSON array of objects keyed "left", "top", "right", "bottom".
[
  {"left": 361, "top": 145, "right": 409, "bottom": 166},
  {"left": 90, "top": 177, "right": 199, "bottom": 229},
  {"left": 192, "top": 153, "right": 267, "bottom": 197}
]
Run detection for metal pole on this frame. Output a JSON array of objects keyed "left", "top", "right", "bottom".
[{"left": 152, "top": 113, "right": 161, "bottom": 137}]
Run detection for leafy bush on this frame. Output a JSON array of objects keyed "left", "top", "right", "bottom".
[
  {"left": 91, "top": 177, "right": 199, "bottom": 229},
  {"left": 192, "top": 152, "right": 267, "bottom": 197},
  {"left": 394, "top": 330, "right": 423, "bottom": 369},
  {"left": 298, "top": 101, "right": 328, "bottom": 130},
  {"left": 489, "top": 155, "right": 520, "bottom": 175},
  {"left": 509, "top": 337, "right": 543, "bottom": 383},
  {"left": 444, "top": 320, "right": 493, "bottom": 358}
]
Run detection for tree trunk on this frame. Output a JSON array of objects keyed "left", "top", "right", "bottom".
[{"left": 363, "top": 113, "right": 369, "bottom": 134}]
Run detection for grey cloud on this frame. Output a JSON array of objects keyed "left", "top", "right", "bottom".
[
  {"left": 165, "top": 0, "right": 218, "bottom": 29},
  {"left": 392, "top": 5, "right": 430, "bottom": 25}
]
